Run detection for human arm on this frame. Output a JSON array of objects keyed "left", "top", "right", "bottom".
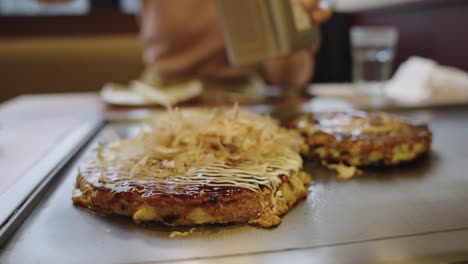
[{"left": 260, "top": 0, "right": 332, "bottom": 89}]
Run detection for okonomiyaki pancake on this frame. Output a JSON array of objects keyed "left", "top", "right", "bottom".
[
  {"left": 73, "top": 107, "right": 310, "bottom": 228},
  {"left": 287, "top": 111, "right": 432, "bottom": 166}
]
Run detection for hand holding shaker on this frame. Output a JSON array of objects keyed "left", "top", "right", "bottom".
[{"left": 215, "top": 0, "right": 321, "bottom": 66}]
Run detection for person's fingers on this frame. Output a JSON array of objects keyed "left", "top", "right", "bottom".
[
  {"left": 301, "top": 0, "right": 334, "bottom": 24},
  {"left": 300, "top": 0, "right": 318, "bottom": 9},
  {"left": 310, "top": 6, "right": 333, "bottom": 24}
]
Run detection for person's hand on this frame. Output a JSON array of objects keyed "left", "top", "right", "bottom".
[
  {"left": 301, "top": 0, "right": 333, "bottom": 56},
  {"left": 260, "top": 1, "right": 332, "bottom": 90},
  {"left": 301, "top": 0, "right": 333, "bottom": 25}
]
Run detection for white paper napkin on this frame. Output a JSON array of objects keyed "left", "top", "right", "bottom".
[
  {"left": 100, "top": 79, "right": 203, "bottom": 107},
  {"left": 385, "top": 56, "right": 468, "bottom": 103}
]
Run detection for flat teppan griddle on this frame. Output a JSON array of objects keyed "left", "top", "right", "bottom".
[{"left": 1, "top": 108, "right": 468, "bottom": 264}]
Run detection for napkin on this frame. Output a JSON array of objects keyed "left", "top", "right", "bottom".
[
  {"left": 385, "top": 56, "right": 468, "bottom": 103},
  {"left": 100, "top": 76, "right": 203, "bottom": 107}
]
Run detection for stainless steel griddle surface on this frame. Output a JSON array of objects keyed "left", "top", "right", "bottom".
[{"left": 1, "top": 109, "right": 468, "bottom": 263}]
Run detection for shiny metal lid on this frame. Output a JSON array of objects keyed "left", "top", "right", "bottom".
[{"left": 215, "top": 0, "right": 320, "bottom": 65}]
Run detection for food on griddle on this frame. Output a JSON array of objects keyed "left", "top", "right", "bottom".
[
  {"left": 286, "top": 111, "right": 432, "bottom": 167},
  {"left": 73, "top": 106, "right": 310, "bottom": 228}
]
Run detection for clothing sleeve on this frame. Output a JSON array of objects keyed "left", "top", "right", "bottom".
[{"left": 139, "top": 0, "right": 257, "bottom": 79}]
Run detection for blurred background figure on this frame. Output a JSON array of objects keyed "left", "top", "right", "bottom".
[
  {"left": 1, "top": 0, "right": 331, "bottom": 104},
  {"left": 139, "top": 0, "right": 331, "bottom": 89},
  {"left": 0, "top": 0, "right": 467, "bottom": 105},
  {"left": 133, "top": 0, "right": 331, "bottom": 105}
]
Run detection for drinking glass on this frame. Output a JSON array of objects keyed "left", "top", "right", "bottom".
[{"left": 350, "top": 26, "right": 399, "bottom": 96}]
